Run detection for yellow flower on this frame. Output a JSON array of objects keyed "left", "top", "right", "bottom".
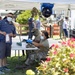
[{"left": 26, "top": 69, "right": 35, "bottom": 75}]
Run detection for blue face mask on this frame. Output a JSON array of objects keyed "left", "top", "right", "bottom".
[{"left": 40, "top": 36, "right": 44, "bottom": 40}]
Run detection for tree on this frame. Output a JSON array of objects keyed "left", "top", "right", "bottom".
[{"left": 16, "top": 10, "right": 31, "bottom": 24}]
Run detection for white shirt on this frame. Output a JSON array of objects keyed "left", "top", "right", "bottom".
[
  {"left": 63, "top": 20, "right": 69, "bottom": 29},
  {"left": 35, "top": 19, "right": 41, "bottom": 29}
]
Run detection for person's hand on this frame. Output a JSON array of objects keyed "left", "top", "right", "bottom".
[
  {"left": 9, "top": 33, "right": 13, "bottom": 37},
  {"left": 26, "top": 39, "right": 33, "bottom": 44},
  {"left": 2, "top": 32, "right": 6, "bottom": 36}
]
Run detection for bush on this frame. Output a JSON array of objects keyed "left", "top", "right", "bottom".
[
  {"left": 16, "top": 10, "right": 31, "bottom": 24},
  {"left": 37, "top": 38, "right": 75, "bottom": 75}
]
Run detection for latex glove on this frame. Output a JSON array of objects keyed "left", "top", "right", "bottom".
[{"left": 26, "top": 39, "right": 33, "bottom": 44}]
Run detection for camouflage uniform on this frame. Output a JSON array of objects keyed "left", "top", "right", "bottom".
[
  {"left": 26, "top": 28, "right": 41, "bottom": 59},
  {"left": 25, "top": 39, "right": 49, "bottom": 65}
]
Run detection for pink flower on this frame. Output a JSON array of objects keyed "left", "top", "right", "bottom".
[
  {"left": 55, "top": 44, "right": 59, "bottom": 48},
  {"left": 53, "top": 50, "right": 58, "bottom": 55},
  {"left": 71, "top": 38, "right": 75, "bottom": 41},
  {"left": 70, "top": 53, "right": 75, "bottom": 58},
  {"left": 61, "top": 41, "right": 66, "bottom": 45},
  {"left": 63, "top": 68, "right": 69, "bottom": 72},
  {"left": 46, "top": 57, "right": 51, "bottom": 62},
  {"left": 51, "top": 44, "right": 55, "bottom": 48},
  {"left": 67, "top": 42, "right": 71, "bottom": 46},
  {"left": 72, "top": 44, "right": 75, "bottom": 48}
]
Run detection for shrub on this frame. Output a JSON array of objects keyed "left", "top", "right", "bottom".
[
  {"left": 16, "top": 10, "right": 31, "bottom": 24},
  {"left": 36, "top": 38, "right": 75, "bottom": 75}
]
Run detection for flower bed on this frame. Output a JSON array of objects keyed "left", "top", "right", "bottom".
[{"left": 36, "top": 38, "right": 75, "bottom": 75}]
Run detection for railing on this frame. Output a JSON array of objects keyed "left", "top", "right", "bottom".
[
  {"left": 44, "top": 23, "right": 60, "bottom": 37},
  {"left": 14, "top": 22, "right": 29, "bottom": 35}
]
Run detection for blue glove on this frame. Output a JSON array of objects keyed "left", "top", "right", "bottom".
[{"left": 26, "top": 39, "right": 33, "bottom": 44}]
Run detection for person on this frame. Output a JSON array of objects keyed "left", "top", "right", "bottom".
[
  {"left": 0, "top": 13, "right": 16, "bottom": 74},
  {"left": 25, "top": 31, "right": 49, "bottom": 66},
  {"left": 0, "top": 16, "right": 2, "bottom": 20},
  {"left": 28, "top": 15, "right": 35, "bottom": 39},
  {"left": 57, "top": 18, "right": 64, "bottom": 39},
  {"left": 26, "top": 28, "right": 41, "bottom": 59},
  {"left": 62, "top": 17, "right": 69, "bottom": 39}
]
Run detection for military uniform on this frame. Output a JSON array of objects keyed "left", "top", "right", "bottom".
[
  {"left": 26, "top": 29, "right": 41, "bottom": 59},
  {"left": 25, "top": 39, "right": 49, "bottom": 65}
]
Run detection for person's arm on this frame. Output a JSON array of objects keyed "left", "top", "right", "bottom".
[
  {"left": 9, "top": 33, "right": 16, "bottom": 37},
  {"left": 0, "top": 31, "right": 6, "bottom": 36},
  {"left": 0, "top": 21, "right": 6, "bottom": 36},
  {"left": 32, "top": 41, "right": 44, "bottom": 47}
]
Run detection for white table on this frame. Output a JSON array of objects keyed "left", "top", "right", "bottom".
[
  {"left": 11, "top": 42, "right": 38, "bottom": 56},
  {"left": 11, "top": 42, "right": 38, "bottom": 50}
]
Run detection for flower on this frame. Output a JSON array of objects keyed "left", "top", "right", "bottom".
[
  {"left": 26, "top": 69, "right": 35, "bottom": 75},
  {"left": 36, "top": 38, "right": 75, "bottom": 75},
  {"left": 70, "top": 53, "right": 75, "bottom": 59},
  {"left": 63, "top": 68, "right": 69, "bottom": 73},
  {"left": 46, "top": 57, "right": 51, "bottom": 62},
  {"left": 53, "top": 50, "right": 58, "bottom": 55}
]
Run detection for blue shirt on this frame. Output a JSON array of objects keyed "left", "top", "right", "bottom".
[
  {"left": 28, "top": 17, "right": 34, "bottom": 30},
  {"left": 0, "top": 19, "right": 16, "bottom": 44}
]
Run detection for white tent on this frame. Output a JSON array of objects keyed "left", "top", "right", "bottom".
[
  {"left": 0, "top": 0, "right": 75, "bottom": 10},
  {"left": 0, "top": 0, "right": 75, "bottom": 33}
]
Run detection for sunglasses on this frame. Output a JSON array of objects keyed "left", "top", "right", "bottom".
[{"left": 8, "top": 16, "right": 13, "bottom": 18}]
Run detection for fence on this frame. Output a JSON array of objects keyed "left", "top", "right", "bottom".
[{"left": 14, "top": 22, "right": 29, "bottom": 35}]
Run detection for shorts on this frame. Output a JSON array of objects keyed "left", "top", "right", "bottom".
[
  {"left": 5, "top": 43, "right": 11, "bottom": 57},
  {"left": 0, "top": 42, "right": 6, "bottom": 59},
  {"left": 0, "top": 42, "right": 11, "bottom": 59}
]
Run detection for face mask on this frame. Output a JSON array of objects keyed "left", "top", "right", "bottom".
[
  {"left": 40, "top": 36, "right": 44, "bottom": 40},
  {"left": 7, "top": 17, "right": 12, "bottom": 22}
]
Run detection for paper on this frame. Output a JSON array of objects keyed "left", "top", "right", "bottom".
[{"left": 6, "top": 34, "right": 10, "bottom": 42}]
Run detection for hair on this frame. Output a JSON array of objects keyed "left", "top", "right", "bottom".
[
  {"left": 8, "top": 12, "right": 14, "bottom": 15},
  {"left": 0, "top": 16, "right": 2, "bottom": 20},
  {"left": 42, "top": 31, "right": 49, "bottom": 39},
  {"left": 65, "top": 17, "right": 68, "bottom": 20}
]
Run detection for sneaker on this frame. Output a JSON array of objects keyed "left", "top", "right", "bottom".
[
  {"left": 0, "top": 67, "right": 3, "bottom": 71},
  {"left": 0, "top": 71, "right": 5, "bottom": 74},
  {"left": 3, "top": 66, "right": 11, "bottom": 72}
]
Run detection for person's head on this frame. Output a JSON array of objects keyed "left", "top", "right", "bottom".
[
  {"left": 65, "top": 17, "right": 68, "bottom": 21},
  {"left": 0, "top": 16, "right": 2, "bottom": 20},
  {"left": 7, "top": 12, "right": 14, "bottom": 22},
  {"left": 41, "top": 31, "right": 49, "bottom": 40}
]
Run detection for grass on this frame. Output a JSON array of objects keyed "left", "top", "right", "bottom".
[{"left": 4, "top": 56, "right": 37, "bottom": 75}]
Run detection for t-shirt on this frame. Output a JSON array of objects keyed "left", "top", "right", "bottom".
[
  {"left": 39, "top": 39, "right": 49, "bottom": 52},
  {"left": 0, "top": 19, "right": 16, "bottom": 44},
  {"left": 63, "top": 20, "right": 69, "bottom": 29},
  {"left": 36, "top": 19, "right": 41, "bottom": 29}
]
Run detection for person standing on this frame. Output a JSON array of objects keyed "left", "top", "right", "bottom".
[
  {"left": 0, "top": 13, "right": 16, "bottom": 74},
  {"left": 62, "top": 17, "right": 69, "bottom": 40},
  {"left": 28, "top": 15, "right": 35, "bottom": 39},
  {"left": 0, "top": 16, "right": 2, "bottom": 20}
]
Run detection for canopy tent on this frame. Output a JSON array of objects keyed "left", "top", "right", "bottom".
[
  {"left": 0, "top": 0, "right": 75, "bottom": 34},
  {"left": 0, "top": 0, "right": 75, "bottom": 10},
  {"left": 0, "top": 0, "right": 40, "bottom": 10}
]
